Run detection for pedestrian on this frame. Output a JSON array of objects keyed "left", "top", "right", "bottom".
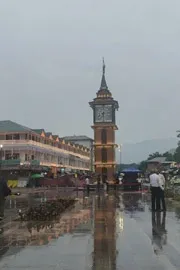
[
  {"left": 105, "top": 178, "right": 109, "bottom": 193},
  {"left": 158, "top": 172, "right": 166, "bottom": 212},
  {"left": 103, "top": 175, "right": 108, "bottom": 192},
  {"left": 119, "top": 175, "right": 122, "bottom": 185},
  {"left": 85, "top": 176, "right": 90, "bottom": 196},
  {"left": 0, "top": 176, "right": 11, "bottom": 220},
  {"left": 97, "top": 175, "right": 101, "bottom": 193},
  {"left": 115, "top": 177, "right": 119, "bottom": 191},
  {"left": 137, "top": 176, "right": 142, "bottom": 191},
  {"left": 149, "top": 171, "right": 160, "bottom": 212}
]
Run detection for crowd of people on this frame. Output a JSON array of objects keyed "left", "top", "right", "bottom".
[{"left": 85, "top": 174, "right": 109, "bottom": 195}]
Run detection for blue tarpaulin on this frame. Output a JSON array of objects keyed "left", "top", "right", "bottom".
[{"left": 122, "top": 168, "right": 141, "bottom": 173}]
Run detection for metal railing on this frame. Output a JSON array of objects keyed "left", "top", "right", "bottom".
[{"left": 0, "top": 140, "right": 90, "bottom": 160}]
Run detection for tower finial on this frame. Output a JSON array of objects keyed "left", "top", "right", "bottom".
[
  {"left": 100, "top": 57, "right": 108, "bottom": 90},
  {"left": 103, "top": 57, "right": 105, "bottom": 75}
]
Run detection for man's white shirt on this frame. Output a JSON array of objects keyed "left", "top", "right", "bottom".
[
  {"left": 159, "top": 174, "right": 165, "bottom": 190},
  {"left": 150, "top": 173, "right": 160, "bottom": 187},
  {"left": 85, "top": 178, "right": 89, "bottom": 185}
]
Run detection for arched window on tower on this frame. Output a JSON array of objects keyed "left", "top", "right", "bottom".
[
  {"left": 102, "top": 148, "right": 107, "bottom": 163},
  {"left": 101, "top": 129, "right": 107, "bottom": 144}
]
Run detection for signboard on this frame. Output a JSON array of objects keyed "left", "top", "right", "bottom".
[
  {"left": 0, "top": 159, "right": 20, "bottom": 166},
  {"left": 31, "top": 160, "right": 40, "bottom": 166}
]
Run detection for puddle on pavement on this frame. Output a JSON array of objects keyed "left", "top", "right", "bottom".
[{"left": 0, "top": 193, "right": 180, "bottom": 269}]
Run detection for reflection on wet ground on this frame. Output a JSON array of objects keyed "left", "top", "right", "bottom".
[{"left": 0, "top": 192, "right": 180, "bottom": 269}]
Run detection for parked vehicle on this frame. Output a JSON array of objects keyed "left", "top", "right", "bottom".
[{"left": 121, "top": 168, "right": 142, "bottom": 191}]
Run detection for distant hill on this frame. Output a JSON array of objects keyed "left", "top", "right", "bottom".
[{"left": 118, "top": 138, "right": 178, "bottom": 164}]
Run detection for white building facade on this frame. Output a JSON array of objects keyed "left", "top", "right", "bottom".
[
  {"left": 0, "top": 121, "right": 90, "bottom": 172},
  {"left": 63, "top": 136, "right": 94, "bottom": 171}
]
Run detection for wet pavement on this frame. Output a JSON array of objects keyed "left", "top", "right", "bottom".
[{"left": 0, "top": 192, "right": 180, "bottom": 269}]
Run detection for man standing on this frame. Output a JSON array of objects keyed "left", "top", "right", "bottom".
[
  {"left": 85, "top": 176, "right": 90, "bottom": 196},
  {"left": 149, "top": 171, "right": 160, "bottom": 212},
  {"left": 0, "top": 177, "right": 11, "bottom": 220},
  {"left": 158, "top": 172, "right": 166, "bottom": 212},
  {"left": 97, "top": 174, "right": 101, "bottom": 193}
]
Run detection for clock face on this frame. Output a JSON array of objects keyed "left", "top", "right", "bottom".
[
  {"left": 95, "top": 105, "right": 113, "bottom": 123},
  {"left": 95, "top": 105, "right": 104, "bottom": 122},
  {"left": 104, "top": 105, "right": 113, "bottom": 122}
]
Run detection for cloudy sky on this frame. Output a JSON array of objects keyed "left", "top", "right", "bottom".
[{"left": 0, "top": 0, "right": 180, "bottom": 144}]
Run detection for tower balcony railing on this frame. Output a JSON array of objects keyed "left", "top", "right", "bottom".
[
  {"left": 93, "top": 142, "right": 114, "bottom": 144},
  {"left": 93, "top": 143, "right": 118, "bottom": 148},
  {"left": 94, "top": 161, "right": 116, "bottom": 165}
]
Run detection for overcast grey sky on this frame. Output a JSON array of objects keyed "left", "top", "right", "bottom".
[{"left": 0, "top": 0, "right": 180, "bottom": 144}]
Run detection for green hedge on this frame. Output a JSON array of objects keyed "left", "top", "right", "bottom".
[{"left": 165, "top": 188, "right": 180, "bottom": 201}]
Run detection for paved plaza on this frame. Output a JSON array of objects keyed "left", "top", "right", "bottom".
[{"left": 0, "top": 191, "right": 180, "bottom": 269}]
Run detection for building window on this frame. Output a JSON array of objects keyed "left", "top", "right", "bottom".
[
  {"left": 12, "top": 134, "right": 20, "bottom": 140},
  {"left": 101, "top": 129, "right": 107, "bottom": 144},
  {"left": 6, "top": 135, "right": 12, "bottom": 140},
  {"left": 13, "top": 153, "right": 20, "bottom": 159},
  {"left": 6, "top": 134, "right": 20, "bottom": 140},
  {"left": 101, "top": 148, "right": 107, "bottom": 163},
  {"left": 5, "top": 153, "right": 19, "bottom": 160}
]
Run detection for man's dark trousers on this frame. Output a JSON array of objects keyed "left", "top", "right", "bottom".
[
  {"left": 159, "top": 188, "right": 166, "bottom": 211},
  {"left": 151, "top": 187, "right": 160, "bottom": 211}
]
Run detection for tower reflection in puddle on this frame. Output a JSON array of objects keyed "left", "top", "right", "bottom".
[{"left": 92, "top": 195, "right": 117, "bottom": 270}]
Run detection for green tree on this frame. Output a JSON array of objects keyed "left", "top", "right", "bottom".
[
  {"left": 147, "top": 152, "right": 162, "bottom": 160},
  {"left": 162, "top": 151, "right": 174, "bottom": 161},
  {"left": 174, "top": 141, "right": 180, "bottom": 162},
  {"left": 138, "top": 161, "right": 147, "bottom": 172},
  {"left": 173, "top": 131, "right": 180, "bottom": 162}
]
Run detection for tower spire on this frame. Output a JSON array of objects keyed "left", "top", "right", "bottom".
[
  {"left": 100, "top": 57, "right": 108, "bottom": 90},
  {"left": 103, "top": 57, "right": 105, "bottom": 75}
]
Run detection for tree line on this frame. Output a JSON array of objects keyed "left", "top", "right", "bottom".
[{"left": 139, "top": 131, "right": 180, "bottom": 171}]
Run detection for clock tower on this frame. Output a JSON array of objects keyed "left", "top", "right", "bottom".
[{"left": 89, "top": 60, "right": 119, "bottom": 183}]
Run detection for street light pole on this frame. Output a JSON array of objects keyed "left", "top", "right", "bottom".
[
  {"left": 118, "top": 144, "right": 123, "bottom": 171},
  {"left": 0, "top": 145, "right": 3, "bottom": 176},
  {"left": 90, "top": 143, "right": 94, "bottom": 172}
]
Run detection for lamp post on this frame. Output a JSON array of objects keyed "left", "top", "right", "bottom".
[
  {"left": 118, "top": 144, "right": 123, "bottom": 171},
  {"left": 0, "top": 145, "right": 3, "bottom": 174},
  {"left": 90, "top": 143, "right": 94, "bottom": 172}
]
